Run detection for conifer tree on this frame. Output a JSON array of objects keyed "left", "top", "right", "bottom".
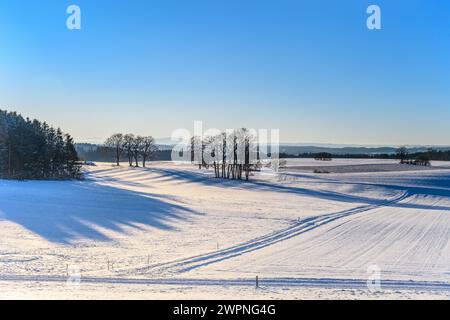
[{"left": 0, "top": 109, "right": 81, "bottom": 179}]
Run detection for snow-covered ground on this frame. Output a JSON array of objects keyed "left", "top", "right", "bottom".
[
  {"left": 284, "top": 158, "right": 450, "bottom": 167},
  {"left": 282, "top": 158, "right": 450, "bottom": 173},
  {"left": 1, "top": 160, "right": 449, "bottom": 299}
]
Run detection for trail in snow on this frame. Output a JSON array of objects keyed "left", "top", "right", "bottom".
[
  {"left": 1, "top": 161, "right": 449, "bottom": 298},
  {"left": 0, "top": 274, "right": 448, "bottom": 292},
  {"left": 130, "top": 192, "right": 410, "bottom": 275}
]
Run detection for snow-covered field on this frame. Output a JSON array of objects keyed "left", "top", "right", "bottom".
[
  {"left": 1, "top": 160, "right": 449, "bottom": 299},
  {"left": 282, "top": 158, "right": 450, "bottom": 173}
]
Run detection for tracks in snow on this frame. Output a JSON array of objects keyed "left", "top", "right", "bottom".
[
  {"left": 130, "top": 191, "right": 410, "bottom": 275},
  {"left": 0, "top": 274, "right": 448, "bottom": 292}
]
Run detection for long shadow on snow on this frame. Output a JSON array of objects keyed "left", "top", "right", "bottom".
[
  {"left": 0, "top": 179, "right": 197, "bottom": 244},
  {"left": 145, "top": 167, "right": 450, "bottom": 211}
]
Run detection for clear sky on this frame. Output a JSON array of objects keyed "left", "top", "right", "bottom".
[{"left": 0, "top": 0, "right": 449, "bottom": 145}]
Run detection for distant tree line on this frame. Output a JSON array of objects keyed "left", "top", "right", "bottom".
[
  {"left": 75, "top": 144, "right": 171, "bottom": 163},
  {"left": 0, "top": 110, "right": 81, "bottom": 180},
  {"left": 280, "top": 152, "right": 394, "bottom": 159},
  {"left": 314, "top": 152, "right": 333, "bottom": 161},
  {"left": 104, "top": 134, "right": 158, "bottom": 167},
  {"left": 279, "top": 148, "right": 450, "bottom": 163}
]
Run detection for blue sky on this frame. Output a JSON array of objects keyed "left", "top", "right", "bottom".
[{"left": 0, "top": 0, "right": 449, "bottom": 145}]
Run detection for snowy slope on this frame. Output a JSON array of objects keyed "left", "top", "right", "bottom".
[{"left": 0, "top": 161, "right": 449, "bottom": 299}]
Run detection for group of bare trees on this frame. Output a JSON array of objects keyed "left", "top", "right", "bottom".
[
  {"left": 105, "top": 133, "right": 157, "bottom": 167},
  {"left": 396, "top": 146, "right": 431, "bottom": 166},
  {"left": 188, "top": 128, "right": 262, "bottom": 181},
  {"left": 396, "top": 147, "right": 409, "bottom": 164}
]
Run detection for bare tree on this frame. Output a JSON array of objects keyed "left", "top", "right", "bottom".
[
  {"left": 203, "top": 134, "right": 222, "bottom": 177},
  {"left": 141, "top": 136, "right": 157, "bottom": 167},
  {"left": 123, "top": 134, "right": 135, "bottom": 166},
  {"left": 396, "top": 146, "right": 409, "bottom": 164},
  {"left": 105, "top": 133, "right": 125, "bottom": 166},
  {"left": 132, "top": 135, "right": 144, "bottom": 167},
  {"left": 200, "top": 129, "right": 259, "bottom": 181},
  {"left": 190, "top": 136, "right": 204, "bottom": 169},
  {"left": 226, "top": 128, "right": 256, "bottom": 180},
  {"left": 415, "top": 154, "right": 431, "bottom": 166}
]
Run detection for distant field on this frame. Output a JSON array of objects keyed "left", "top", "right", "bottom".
[
  {"left": 282, "top": 158, "right": 450, "bottom": 173},
  {"left": 284, "top": 158, "right": 400, "bottom": 167}
]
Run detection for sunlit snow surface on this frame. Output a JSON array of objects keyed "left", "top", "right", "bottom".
[{"left": 1, "top": 160, "right": 449, "bottom": 299}]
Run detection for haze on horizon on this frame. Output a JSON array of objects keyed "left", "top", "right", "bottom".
[{"left": 0, "top": 1, "right": 449, "bottom": 146}]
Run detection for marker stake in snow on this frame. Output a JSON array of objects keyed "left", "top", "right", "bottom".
[
  {"left": 66, "top": 265, "right": 81, "bottom": 286},
  {"left": 367, "top": 265, "right": 382, "bottom": 292}
]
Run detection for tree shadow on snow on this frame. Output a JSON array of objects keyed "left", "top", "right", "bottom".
[
  {"left": 143, "top": 167, "right": 450, "bottom": 211},
  {"left": 0, "top": 179, "right": 198, "bottom": 245}
]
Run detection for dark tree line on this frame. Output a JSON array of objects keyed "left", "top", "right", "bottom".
[
  {"left": 280, "top": 149, "right": 450, "bottom": 163},
  {"left": 0, "top": 110, "right": 81, "bottom": 179},
  {"left": 314, "top": 152, "right": 333, "bottom": 161},
  {"left": 105, "top": 133, "right": 157, "bottom": 167},
  {"left": 75, "top": 144, "right": 171, "bottom": 162}
]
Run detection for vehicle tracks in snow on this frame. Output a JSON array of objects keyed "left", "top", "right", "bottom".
[
  {"left": 130, "top": 192, "right": 410, "bottom": 275},
  {"left": 0, "top": 274, "right": 448, "bottom": 292}
]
